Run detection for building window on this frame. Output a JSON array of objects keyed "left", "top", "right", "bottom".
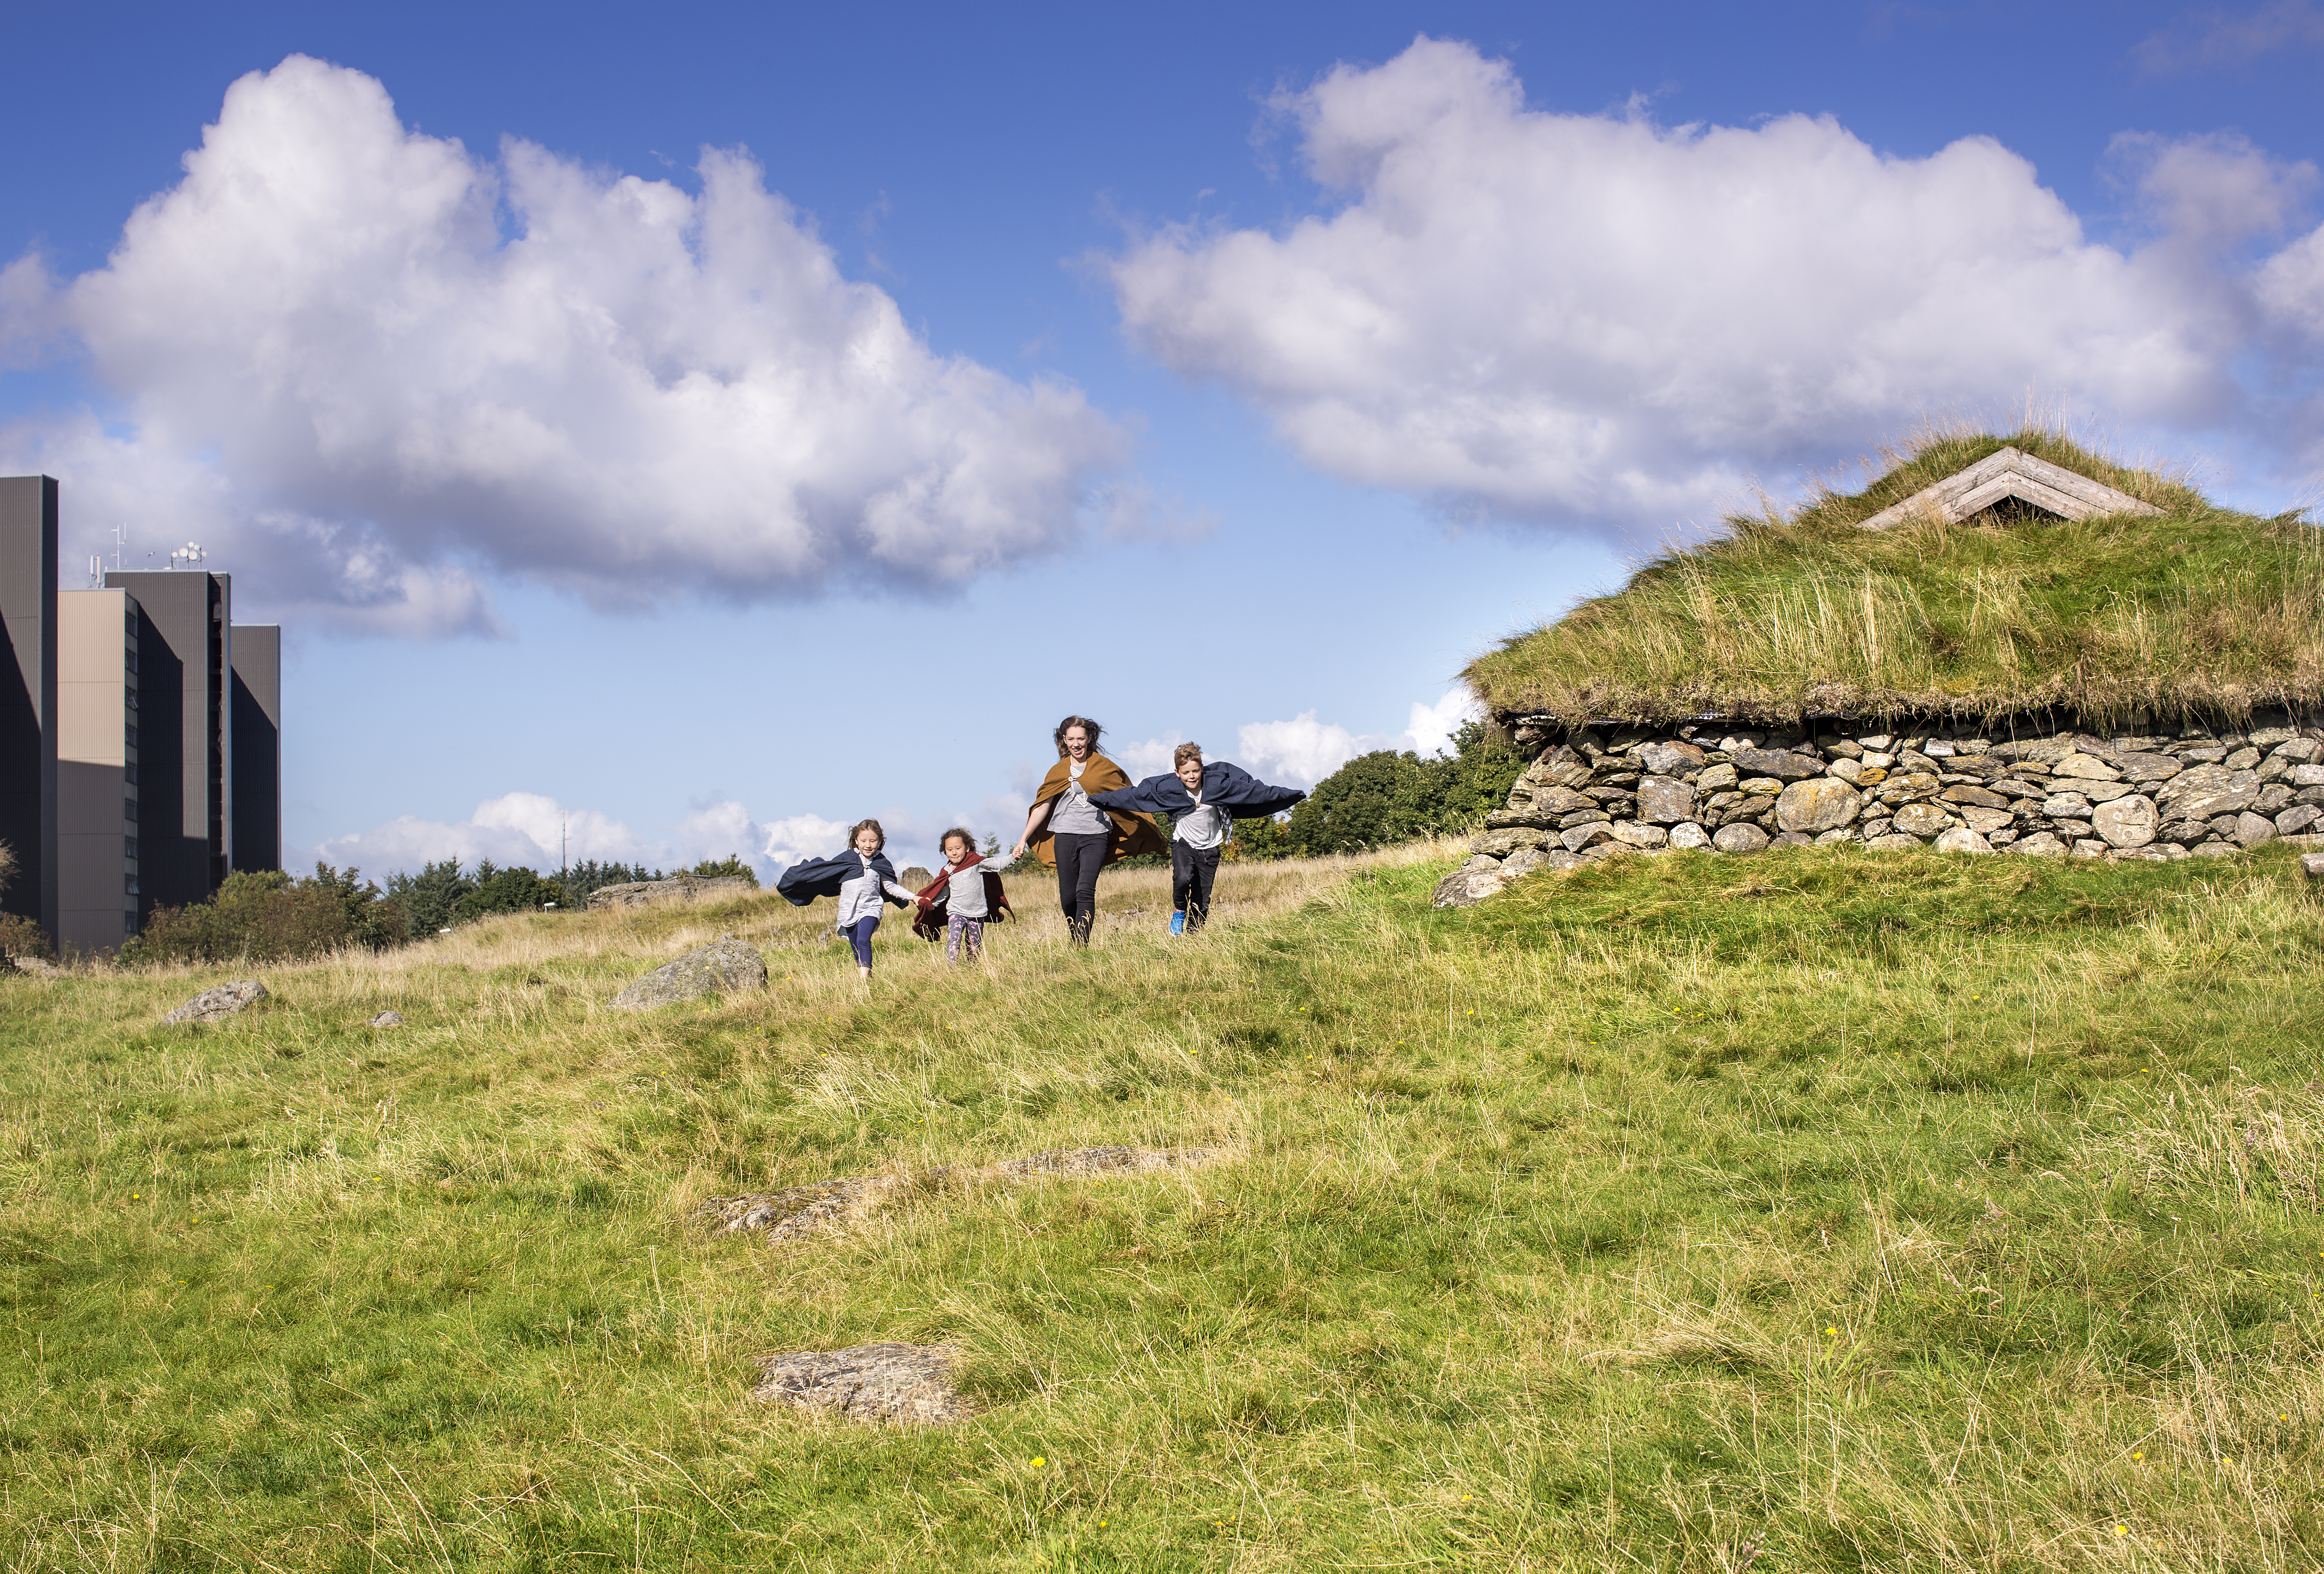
[
  {"left": 125, "top": 874, "right": 140, "bottom": 895},
  {"left": 124, "top": 647, "right": 138, "bottom": 675},
  {"left": 126, "top": 725, "right": 138, "bottom": 749},
  {"left": 124, "top": 837, "right": 138, "bottom": 861},
  {"left": 124, "top": 762, "right": 138, "bottom": 787},
  {"left": 124, "top": 797, "right": 137, "bottom": 823},
  {"left": 125, "top": 913, "right": 139, "bottom": 935}
]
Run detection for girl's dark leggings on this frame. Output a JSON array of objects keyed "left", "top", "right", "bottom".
[
  {"left": 1052, "top": 832, "right": 1107, "bottom": 944},
  {"left": 844, "top": 915, "right": 880, "bottom": 968}
]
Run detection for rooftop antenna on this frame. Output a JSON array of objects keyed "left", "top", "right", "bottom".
[
  {"left": 111, "top": 524, "right": 129, "bottom": 572},
  {"left": 87, "top": 554, "right": 102, "bottom": 589}
]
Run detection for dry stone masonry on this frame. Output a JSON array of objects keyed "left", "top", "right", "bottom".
[{"left": 1439, "top": 713, "right": 2324, "bottom": 905}]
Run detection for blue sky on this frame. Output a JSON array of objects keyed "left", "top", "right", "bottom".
[{"left": 4, "top": 0, "right": 2321, "bottom": 877}]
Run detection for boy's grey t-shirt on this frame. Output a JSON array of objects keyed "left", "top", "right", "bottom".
[
  {"left": 1047, "top": 760, "right": 1110, "bottom": 836},
  {"left": 1174, "top": 797, "right": 1228, "bottom": 851}
]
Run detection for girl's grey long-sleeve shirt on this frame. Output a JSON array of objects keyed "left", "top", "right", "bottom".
[
  {"left": 834, "top": 852, "right": 917, "bottom": 929},
  {"left": 935, "top": 859, "right": 1000, "bottom": 919}
]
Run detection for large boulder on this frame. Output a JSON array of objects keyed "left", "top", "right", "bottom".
[
  {"left": 1775, "top": 777, "right": 1863, "bottom": 834},
  {"left": 750, "top": 1343, "right": 968, "bottom": 1426},
  {"left": 585, "top": 875, "right": 758, "bottom": 911},
  {"left": 2090, "top": 794, "right": 2158, "bottom": 849},
  {"left": 1932, "top": 827, "right": 1994, "bottom": 855},
  {"left": 1667, "top": 822, "right": 1713, "bottom": 850},
  {"left": 163, "top": 980, "right": 267, "bottom": 1024},
  {"left": 1712, "top": 823, "right": 1769, "bottom": 854},
  {"left": 611, "top": 935, "right": 768, "bottom": 1011}
]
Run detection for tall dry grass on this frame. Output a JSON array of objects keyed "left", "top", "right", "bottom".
[{"left": 1465, "top": 424, "right": 2324, "bottom": 726}]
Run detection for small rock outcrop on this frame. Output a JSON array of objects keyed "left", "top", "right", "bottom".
[
  {"left": 750, "top": 1343, "right": 967, "bottom": 1426},
  {"left": 163, "top": 980, "right": 267, "bottom": 1024},
  {"left": 584, "top": 875, "right": 757, "bottom": 911},
  {"left": 701, "top": 1177, "right": 893, "bottom": 1241},
  {"left": 610, "top": 935, "right": 768, "bottom": 1011},
  {"left": 992, "top": 1145, "right": 1215, "bottom": 1178},
  {"left": 367, "top": 1010, "right": 404, "bottom": 1028}
]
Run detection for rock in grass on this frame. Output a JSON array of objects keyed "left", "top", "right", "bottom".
[
  {"left": 2091, "top": 794, "right": 2158, "bottom": 849},
  {"left": 1712, "top": 823, "right": 1768, "bottom": 853},
  {"left": 1668, "top": 822, "right": 1712, "bottom": 850},
  {"left": 2012, "top": 832, "right": 2068, "bottom": 857},
  {"left": 2235, "top": 811, "right": 2278, "bottom": 847},
  {"left": 1864, "top": 833, "right": 1925, "bottom": 850},
  {"left": 163, "top": 980, "right": 267, "bottom": 1024},
  {"left": 1431, "top": 867, "right": 1513, "bottom": 908},
  {"left": 611, "top": 934, "right": 768, "bottom": 1011},
  {"left": 703, "top": 1177, "right": 893, "bottom": 1241},
  {"left": 750, "top": 1343, "right": 968, "bottom": 1426},
  {"left": 367, "top": 1010, "right": 405, "bottom": 1028},
  {"left": 1933, "top": 827, "right": 1994, "bottom": 855},
  {"left": 1501, "top": 846, "right": 1575, "bottom": 878},
  {"left": 2301, "top": 853, "right": 2324, "bottom": 880}
]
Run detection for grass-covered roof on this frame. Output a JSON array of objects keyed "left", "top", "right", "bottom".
[{"left": 1464, "top": 426, "right": 2324, "bottom": 728}]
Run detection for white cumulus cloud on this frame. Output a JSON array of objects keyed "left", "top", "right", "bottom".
[
  {"left": 1, "top": 55, "right": 1130, "bottom": 633},
  {"left": 314, "top": 790, "right": 808, "bottom": 881},
  {"left": 1110, "top": 36, "right": 2324, "bottom": 535},
  {"left": 1230, "top": 687, "right": 1480, "bottom": 790}
]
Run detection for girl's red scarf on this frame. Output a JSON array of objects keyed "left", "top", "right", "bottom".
[{"left": 912, "top": 852, "right": 1013, "bottom": 939}]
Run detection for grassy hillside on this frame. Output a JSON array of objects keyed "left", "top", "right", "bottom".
[
  {"left": 1464, "top": 427, "right": 2324, "bottom": 727},
  {"left": 5, "top": 844, "right": 2324, "bottom": 1570}
]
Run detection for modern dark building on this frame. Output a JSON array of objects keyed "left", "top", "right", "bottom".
[
  {"left": 104, "top": 569, "right": 234, "bottom": 914},
  {"left": 230, "top": 624, "right": 281, "bottom": 874},
  {"left": 0, "top": 478, "right": 283, "bottom": 953},
  {"left": 0, "top": 476, "right": 58, "bottom": 940},
  {"left": 58, "top": 587, "right": 143, "bottom": 950}
]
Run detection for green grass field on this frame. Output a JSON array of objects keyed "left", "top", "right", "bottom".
[{"left": 4, "top": 844, "right": 2322, "bottom": 1571}]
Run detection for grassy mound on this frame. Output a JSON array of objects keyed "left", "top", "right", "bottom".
[
  {"left": 1464, "top": 427, "right": 2324, "bottom": 727},
  {"left": 5, "top": 843, "right": 2324, "bottom": 1568}
]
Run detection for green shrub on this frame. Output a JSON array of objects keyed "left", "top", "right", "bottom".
[
  {"left": 121, "top": 864, "right": 406, "bottom": 965},
  {"left": 1263, "top": 721, "right": 1520, "bottom": 858},
  {"left": 454, "top": 862, "right": 564, "bottom": 922}
]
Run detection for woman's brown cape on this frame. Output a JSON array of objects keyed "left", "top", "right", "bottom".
[{"left": 1026, "top": 754, "right": 1167, "bottom": 868}]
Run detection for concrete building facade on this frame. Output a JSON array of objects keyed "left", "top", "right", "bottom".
[
  {"left": 57, "top": 589, "right": 143, "bottom": 951},
  {"left": 104, "top": 569, "right": 234, "bottom": 914},
  {"left": 230, "top": 624, "right": 281, "bottom": 874},
  {"left": 0, "top": 477, "right": 58, "bottom": 939},
  {"left": 0, "top": 475, "right": 284, "bottom": 955}
]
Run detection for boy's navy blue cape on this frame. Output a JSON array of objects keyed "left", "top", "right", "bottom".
[
  {"left": 1089, "top": 760, "right": 1305, "bottom": 820},
  {"left": 776, "top": 850, "right": 910, "bottom": 908}
]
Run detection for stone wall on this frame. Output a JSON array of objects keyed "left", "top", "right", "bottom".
[{"left": 1435, "top": 713, "right": 2324, "bottom": 906}]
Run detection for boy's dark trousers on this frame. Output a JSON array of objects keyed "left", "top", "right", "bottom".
[{"left": 1171, "top": 840, "right": 1221, "bottom": 931}]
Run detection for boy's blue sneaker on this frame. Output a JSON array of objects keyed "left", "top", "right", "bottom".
[{"left": 1169, "top": 910, "right": 1185, "bottom": 936}]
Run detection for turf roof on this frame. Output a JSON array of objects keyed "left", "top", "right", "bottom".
[{"left": 1463, "top": 428, "right": 2324, "bottom": 729}]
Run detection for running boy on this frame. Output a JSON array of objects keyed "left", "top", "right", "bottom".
[{"left": 1088, "top": 744, "right": 1306, "bottom": 936}]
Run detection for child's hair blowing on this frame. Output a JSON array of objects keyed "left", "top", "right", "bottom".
[
  {"left": 939, "top": 826, "right": 976, "bottom": 855},
  {"left": 1053, "top": 715, "right": 1103, "bottom": 756},
  {"left": 1173, "top": 742, "right": 1204, "bottom": 769},
  {"left": 848, "top": 818, "right": 886, "bottom": 851}
]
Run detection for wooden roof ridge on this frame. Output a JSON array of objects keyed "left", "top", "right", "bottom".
[{"left": 1857, "top": 446, "right": 2162, "bottom": 531}]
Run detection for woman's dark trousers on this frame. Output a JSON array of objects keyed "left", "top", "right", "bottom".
[{"left": 1053, "top": 832, "right": 1107, "bottom": 944}]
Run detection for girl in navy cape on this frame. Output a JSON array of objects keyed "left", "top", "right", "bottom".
[{"left": 775, "top": 818, "right": 918, "bottom": 981}]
